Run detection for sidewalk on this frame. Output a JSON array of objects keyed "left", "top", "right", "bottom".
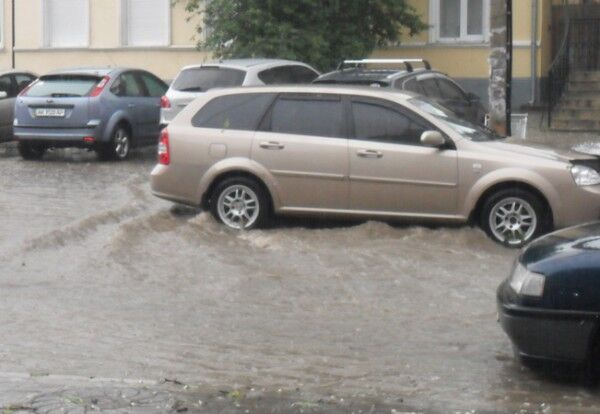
[{"left": 520, "top": 110, "right": 600, "bottom": 151}]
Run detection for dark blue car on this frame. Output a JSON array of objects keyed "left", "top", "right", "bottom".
[
  {"left": 14, "top": 67, "right": 168, "bottom": 160},
  {"left": 498, "top": 222, "right": 600, "bottom": 372}
]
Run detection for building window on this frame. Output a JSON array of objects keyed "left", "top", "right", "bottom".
[
  {"left": 430, "top": 0, "right": 489, "bottom": 43},
  {"left": 43, "top": 0, "right": 89, "bottom": 48},
  {"left": 122, "top": 0, "right": 170, "bottom": 47}
]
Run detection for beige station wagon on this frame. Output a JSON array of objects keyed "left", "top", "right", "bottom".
[{"left": 151, "top": 85, "right": 600, "bottom": 247}]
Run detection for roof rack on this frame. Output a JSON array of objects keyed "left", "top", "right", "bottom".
[{"left": 337, "top": 59, "right": 431, "bottom": 72}]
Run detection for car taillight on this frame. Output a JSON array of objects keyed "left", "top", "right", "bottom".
[
  {"left": 160, "top": 95, "right": 171, "bottom": 109},
  {"left": 158, "top": 129, "right": 170, "bottom": 165},
  {"left": 18, "top": 80, "right": 37, "bottom": 97},
  {"left": 89, "top": 76, "right": 110, "bottom": 97}
]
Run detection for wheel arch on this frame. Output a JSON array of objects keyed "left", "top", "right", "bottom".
[{"left": 103, "top": 112, "right": 134, "bottom": 144}]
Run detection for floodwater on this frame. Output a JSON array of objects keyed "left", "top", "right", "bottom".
[{"left": 1, "top": 144, "right": 600, "bottom": 413}]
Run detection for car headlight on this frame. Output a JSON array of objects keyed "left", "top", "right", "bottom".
[
  {"left": 571, "top": 165, "right": 600, "bottom": 186},
  {"left": 509, "top": 262, "right": 545, "bottom": 297}
]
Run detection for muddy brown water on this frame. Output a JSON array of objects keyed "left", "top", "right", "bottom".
[{"left": 1, "top": 144, "right": 600, "bottom": 413}]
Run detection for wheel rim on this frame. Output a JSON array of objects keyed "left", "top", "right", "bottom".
[
  {"left": 217, "top": 184, "right": 260, "bottom": 229},
  {"left": 489, "top": 197, "right": 537, "bottom": 246},
  {"left": 114, "top": 129, "right": 130, "bottom": 158}
]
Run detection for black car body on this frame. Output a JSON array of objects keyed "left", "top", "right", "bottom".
[
  {"left": 497, "top": 222, "right": 600, "bottom": 365},
  {"left": 314, "top": 59, "right": 486, "bottom": 126}
]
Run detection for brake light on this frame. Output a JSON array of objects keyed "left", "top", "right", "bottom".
[
  {"left": 158, "top": 129, "right": 170, "bottom": 165},
  {"left": 90, "top": 76, "right": 110, "bottom": 97},
  {"left": 160, "top": 95, "right": 171, "bottom": 109},
  {"left": 18, "top": 80, "right": 37, "bottom": 97}
]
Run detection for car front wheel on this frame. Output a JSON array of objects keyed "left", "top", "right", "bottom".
[
  {"left": 211, "top": 177, "right": 269, "bottom": 230},
  {"left": 481, "top": 189, "right": 550, "bottom": 247},
  {"left": 18, "top": 141, "right": 46, "bottom": 160}
]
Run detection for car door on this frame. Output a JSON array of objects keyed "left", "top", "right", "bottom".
[
  {"left": 0, "top": 74, "right": 16, "bottom": 141},
  {"left": 348, "top": 96, "right": 458, "bottom": 216},
  {"left": 137, "top": 71, "right": 168, "bottom": 143},
  {"left": 252, "top": 93, "right": 349, "bottom": 210},
  {"left": 109, "top": 71, "right": 147, "bottom": 142}
]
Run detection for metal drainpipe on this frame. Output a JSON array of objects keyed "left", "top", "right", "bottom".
[{"left": 530, "top": 0, "right": 539, "bottom": 104}]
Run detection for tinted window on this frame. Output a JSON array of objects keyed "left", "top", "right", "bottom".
[
  {"left": 419, "top": 78, "right": 443, "bottom": 99},
  {"left": 436, "top": 77, "right": 466, "bottom": 101},
  {"left": 290, "top": 66, "right": 319, "bottom": 83},
  {"left": 0, "top": 75, "right": 13, "bottom": 97},
  {"left": 110, "top": 73, "right": 144, "bottom": 97},
  {"left": 401, "top": 78, "right": 423, "bottom": 94},
  {"left": 25, "top": 75, "right": 101, "bottom": 97},
  {"left": 268, "top": 95, "right": 344, "bottom": 138},
  {"left": 258, "top": 66, "right": 295, "bottom": 84},
  {"left": 352, "top": 101, "right": 427, "bottom": 145},
  {"left": 140, "top": 73, "right": 168, "bottom": 97},
  {"left": 172, "top": 67, "right": 246, "bottom": 92},
  {"left": 192, "top": 93, "right": 275, "bottom": 130},
  {"left": 14, "top": 74, "right": 35, "bottom": 95}
]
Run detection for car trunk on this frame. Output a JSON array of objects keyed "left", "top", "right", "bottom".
[{"left": 16, "top": 74, "right": 101, "bottom": 128}]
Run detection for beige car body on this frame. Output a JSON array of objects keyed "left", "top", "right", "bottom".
[{"left": 151, "top": 85, "right": 600, "bottom": 231}]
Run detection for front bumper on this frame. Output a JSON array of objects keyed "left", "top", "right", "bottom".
[
  {"left": 497, "top": 280, "right": 598, "bottom": 363},
  {"left": 556, "top": 185, "right": 600, "bottom": 228}
]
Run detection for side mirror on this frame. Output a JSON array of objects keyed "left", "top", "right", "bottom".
[
  {"left": 0, "top": 91, "right": 8, "bottom": 100},
  {"left": 420, "top": 130, "right": 446, "bottom": 148}
]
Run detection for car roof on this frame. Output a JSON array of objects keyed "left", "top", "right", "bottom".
[
  {"left": 43, "top": 67, "right": 125, "bottom": 77},
  {"left": 315, "top": 67, "right": 431, "bottom": 85},
  {"left": 181, "top": 59, "right": 314, "bottom": 71}
]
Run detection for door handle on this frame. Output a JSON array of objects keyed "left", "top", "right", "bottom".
[
  {"left": 356, "top": 149, "right": 383, "bottom": 159},
  {"left": 259, "top": 141, "right": 285, "bottom": 150}
]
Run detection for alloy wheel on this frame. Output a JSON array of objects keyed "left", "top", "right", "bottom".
[
  {"left": 217, "top": 184, "right": 260, "bottom": 229},
  {"left": 114, "top": 129, "right": 130, "bottom": 159},
  {"left": 489, "top": 197, "right": 537, "bottom": 246}
]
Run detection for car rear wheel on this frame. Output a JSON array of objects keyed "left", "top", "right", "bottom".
[
  {"left": 480, "top": 189, "right": 549, "bottom": 248},
  {"left": 97, "top": 126, "right": 131, "bottom": 161},
  {"left": 211, "top": 177, "right": 269, "bottom": 230},
  {"left": 18, "top": 141, "right": 46, "bottom": 160}
]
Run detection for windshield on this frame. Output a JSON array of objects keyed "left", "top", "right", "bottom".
[
  {"left": 409, "top": 96, "right": 502, "bottom": 142},
  {"left": 171, "top": 67, "right": 246, "bottom": 92},
  {"left": 25, "top": 75, "right": 101, "bottom": 98}
]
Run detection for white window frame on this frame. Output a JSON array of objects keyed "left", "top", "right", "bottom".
[
  {"left": 120, "top": 0, "right": 171, "bottom": 47},
  {"left": 41, "top": 0, "right": 90, "bottom": 48},
  {"left": 429, "top": 0, "right": 490, "bottom": 43},
  {"left": 0, "top": 0, "right": 4, "bottom": 49}
]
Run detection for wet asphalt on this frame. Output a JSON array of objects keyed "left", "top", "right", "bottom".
[{"left": 1, "top": 132, "right": 600, "bottom": 413}]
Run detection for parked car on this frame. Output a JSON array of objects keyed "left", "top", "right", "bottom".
[
  {"left": 0, "top": 70, "right": 37, "bottom": 142},
  {"left": 160, "top": 59, "right": 320, "bottom": 125},
  {"left": 314, "top": 59, "right": 486, "bottom": 126},
  {"left": 14, "top": 67, "right": 168, "bottom": 160},
  {"left": 498, "top": 222, "right": 600, "bottom": 373},
  {"left": 150, "top": 85, "right": 600, "bottom": 247}
]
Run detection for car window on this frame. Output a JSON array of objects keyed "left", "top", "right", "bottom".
[
  {"left": 171, "top": 67, "right": 246, "bottom": 92},
  {"left": 258, "top": 66, "right": 295, "bottom": 84},
  {"left": 401, "top": 78, "right": 423, "bottom": 94},
  {"left": 290, "top": 66, "right": 319, "bottom": 83},
  {"left": 267, "top": 94, "right": 344, "bottom": 138},
  {"left": 14, "top": 74, "right": 35, "bottom": 95},
  {"left": 139, "top": 72, "right": 167, "bottom": 97},
  {"left": 24, "top": 75, "right": 101, "bottom": 97},
  {"left": 419, "top": 78, "right": 443, "bottom": 99},
  {"left": 0, "top": 75, "right": 13, "bottom": 97},
  {"left": 352, "top": 100, "right": 427, "bottom": 146},
  {"left": 110, "top": 72, "right": 144, "bottom": 97},
  {"left": 192, "top": 93, "right": 275, "bottom": 130},
  {"left": 436, "top": 77, "right": 466, "bottom": 101}
]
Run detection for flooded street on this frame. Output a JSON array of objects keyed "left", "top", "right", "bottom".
[{"left": 2, "top": 143, "right": 600, "bottom": 413}]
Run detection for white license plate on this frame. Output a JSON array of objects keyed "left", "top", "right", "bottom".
[{"left": 35, "top": 108, "right": 65, "bottom": 117}]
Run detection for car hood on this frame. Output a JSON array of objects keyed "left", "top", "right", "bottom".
[
  {"left": 521, "top": 222, "right": 600, "bottom": 274},
  {"left": 484, "top": 138, "right": 597, "bottom": 163}
]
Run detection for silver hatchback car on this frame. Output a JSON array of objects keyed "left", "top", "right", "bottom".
[
  {"left": 160, "top": 59, "right": 320, "bottom": 125},
  {"left": 14, "top": 67, "right": 168, "bottom": 160},
  {"left": 151, "top": 85, "right": 600, "bottom": 247}
]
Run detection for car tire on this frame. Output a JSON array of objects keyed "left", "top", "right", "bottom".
[
  {"left": 210, "top": 176, "right": 270, "bottom": 230},
  {"left": 480, "top": 188, "right": 550, "bottom": 248},
  {"left": 97, "top": 125, "right": 131, "bottom": 161},
  {"left": 18, "top": 141, "right": 46, "bottom": 160}
]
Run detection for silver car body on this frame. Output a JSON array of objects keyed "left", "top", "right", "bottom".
[
  {"left": 160, "top": 59, "right": 320, "bottom": 125},
  {"left": 0, "top": 70, "right": 37, "bottom": 142}
]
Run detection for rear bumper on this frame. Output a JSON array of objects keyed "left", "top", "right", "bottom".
[
  {"left": 497, "top": 281, "right": 598, "bottom": 363},
  {"left": 14, "top": 126, "right": 103, "bottom": 147}
]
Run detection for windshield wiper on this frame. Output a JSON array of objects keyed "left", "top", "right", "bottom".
[{"left": 178, "top": 87, "right": 204, "bottom": 92}]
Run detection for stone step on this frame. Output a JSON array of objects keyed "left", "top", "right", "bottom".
[
  {"left": 570, "top": 71, "right": 600, "bottom": 82},
  {"left": 553, "top": 108, "right": 600, "bottom": 121},
  {"left": 552, "top": 118, "right": 600, "bottom": 131},
  {"left": 559, "top": 96, "right": 600, "bottom": 109},
  {"left": 568, "top": 81, "right": 600, "bottom": 92}
]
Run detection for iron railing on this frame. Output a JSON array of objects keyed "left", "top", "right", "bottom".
[{"left": 547, "top": 12, "right": 571, "bottom": 128}]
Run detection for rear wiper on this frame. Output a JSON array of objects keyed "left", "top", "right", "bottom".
[{"left": 178, "top": 87, "right": 204, "bottom": 92}]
